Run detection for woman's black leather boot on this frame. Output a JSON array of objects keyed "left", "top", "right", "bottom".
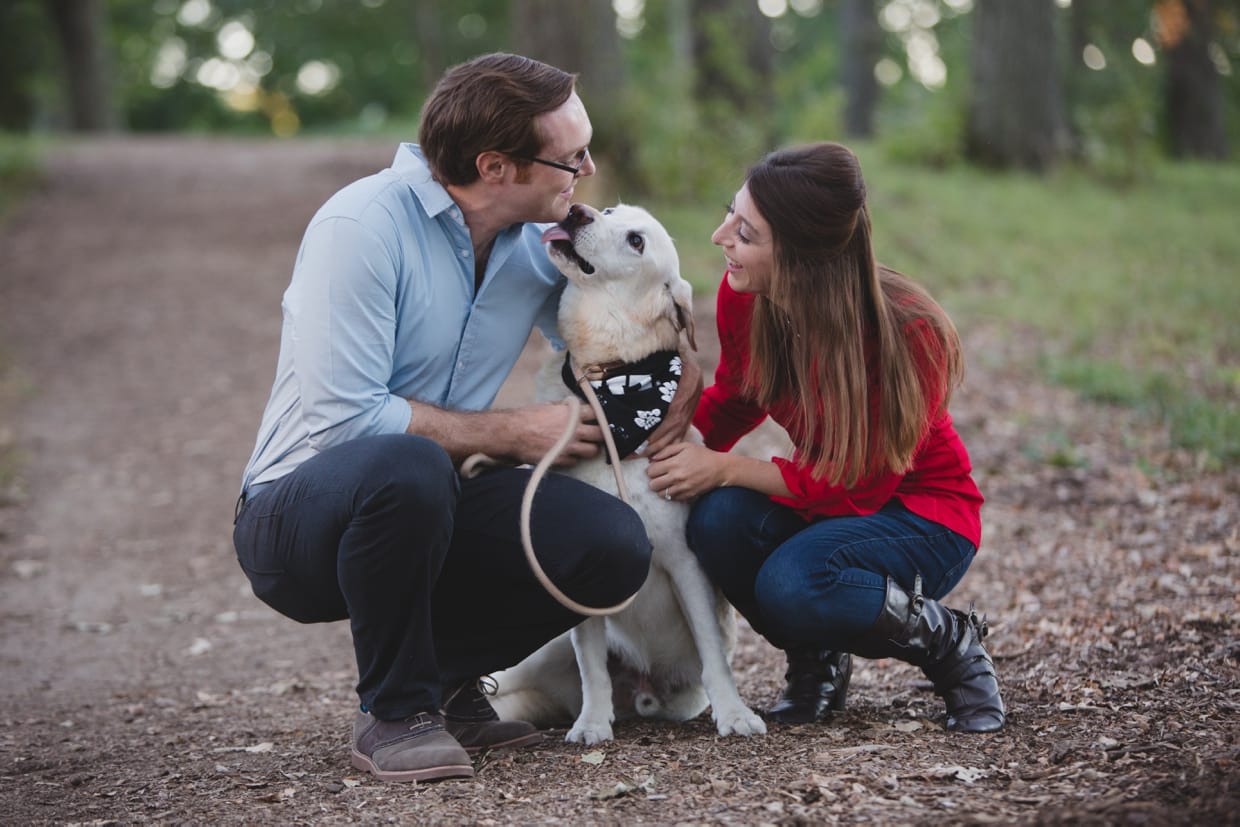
[
  {"left": 851, "top": 576, "right": 1005, "bottom": 733},
  {"left": 766, "top": 648, "right": 852, "bottom": 724}
]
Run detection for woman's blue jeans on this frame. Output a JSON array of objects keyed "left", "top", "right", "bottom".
[
  {"left": 687, "top": 487, "right": 976, "bottom": 651},
  {"left": 233, "top": 433, "right": 651, "bottom": 720}
]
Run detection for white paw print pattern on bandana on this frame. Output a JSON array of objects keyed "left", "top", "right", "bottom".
[
  {"left": 634, "top": 409, "right": 663, "bottom": 430},
  {"left": 562, "top": 348, "right": 683, "bottom": 462}
]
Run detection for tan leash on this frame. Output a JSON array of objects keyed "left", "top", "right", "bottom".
[{"left": 517, "top": 358, "right": 639, "bottom": 617}]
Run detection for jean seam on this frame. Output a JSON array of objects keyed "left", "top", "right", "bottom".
[
  {"left": 812, "top": 527, "right": 969, "bottom": 596},
  {"left": 756, "top": 504, "right": 795, "bottom": 549}
]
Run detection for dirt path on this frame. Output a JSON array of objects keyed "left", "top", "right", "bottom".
[{"left": 0, "top": 138, "right": 1236, "bottom": 824}]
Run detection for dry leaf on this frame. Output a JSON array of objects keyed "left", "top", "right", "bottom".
[
  {"left": 590, "top": 775, "right": 653, "bottom": 800},
  {"left": 13, "top": 560, "right": 46, "bottom": 580}
]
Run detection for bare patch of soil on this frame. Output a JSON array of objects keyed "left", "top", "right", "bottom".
[{"left": 0, "top": 138, "right": 1236, "bottom": 825}]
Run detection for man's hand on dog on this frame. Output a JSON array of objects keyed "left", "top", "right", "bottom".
[{"left": 521, "top": 400, "right": 604, "bottom": 467}]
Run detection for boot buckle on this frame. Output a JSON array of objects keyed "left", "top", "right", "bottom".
[{"left": 966, "top": 605, "right": 989, "bottom": 640}]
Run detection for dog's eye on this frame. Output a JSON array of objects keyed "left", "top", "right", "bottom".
[
  {"left": 626, "top": 232, "right": 645, "bottom": 253},
  {"left": 602, "top": 208, "right": 614, "bottom": 215}
]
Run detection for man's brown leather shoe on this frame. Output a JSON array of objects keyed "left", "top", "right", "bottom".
[{"left": 350, "top": 711, "right": 474, "bottom": 782}]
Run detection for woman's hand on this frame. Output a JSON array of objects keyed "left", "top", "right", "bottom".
[{"left": 646, "top": 441, "right": 726, "bottom": 502}]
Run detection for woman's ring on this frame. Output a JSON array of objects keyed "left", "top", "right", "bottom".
[{"left": 663, "top": 489, "right": 672, "bottom": 501}]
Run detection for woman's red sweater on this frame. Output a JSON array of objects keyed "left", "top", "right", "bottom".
[{"left": 693, "top": 276, "right": 984, "bottom": 548}]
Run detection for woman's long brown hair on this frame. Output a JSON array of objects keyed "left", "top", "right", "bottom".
[{"left": 744, "top": 143, "right": 963, "bottom": 488}]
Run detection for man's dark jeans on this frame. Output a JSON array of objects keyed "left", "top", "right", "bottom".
[{"left": 233, "top": 433, "right": 651, "bottom": 720}]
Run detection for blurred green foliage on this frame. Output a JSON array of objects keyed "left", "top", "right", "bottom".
[
  {"left": 3, "top": 1, "right": 1235, "bottom": 188},
  {"left": 1, "top": 0, "right": 1236, "bottom": 463},
  {"left": 0, "top": 133, "right": 43, "bottom": 218}
]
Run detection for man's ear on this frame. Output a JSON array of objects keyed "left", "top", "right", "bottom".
[{"left": 476, "top": 151, "right": 508, "bottom": 183}]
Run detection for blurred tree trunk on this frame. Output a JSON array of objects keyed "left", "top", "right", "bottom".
[
  {"left": 510, "top": 0, "right": 635, "bottom": 181},
  {"left": 1159, "top": 0, "right": 1227, "bottom": 159},
  {"left": 412, "top": 2, "right": 447, "bottom": 95},
  {"left": 46, "top": 0, "right": 118, "bottom": 131},
  {"left": 691, "top": 0, "right": 776, "bottom": 146},
  {"left": 0, "top": 4, "right": 44, "bottom": 129},
  {"left": 966, "top": 0, "right": 1065, "bottom": 171},
  {"left": 841, "top": 0, "right": 880, "bottom": 139}
]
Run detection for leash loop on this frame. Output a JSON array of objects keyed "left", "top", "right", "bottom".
[{"left": 517, "top": 358, "right": 640, "bottom": 617}]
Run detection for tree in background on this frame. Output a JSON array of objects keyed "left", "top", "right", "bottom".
[
  {"left": 841, "top": 0, "right": 881, "bottom": 138},
  {"left": 1159, "top": 0, "right": 1229, "bottom": 159},
  {"left": 0, "top": 3, "right": 50, "bottom": 130},
  {"left": 4, "top": 0, "right": 1236, "bottom": 191},
  {"left": 510, "top": 0, "right": 636, "bottom": 191},
  {"left": 966, "top": 0, "right": 1067, "bottom": 171},
  {"left": 688, "top": 0, "right": 774, "bottom": 196},
  {"left": 46, "top": 0, "right": 119, "bottom": 131},
  {"left": 692, "top": 0, "right": 776, "bottom": 146},
  {"left": 411, "top": 2, "right": 449, "bottom": 96}
]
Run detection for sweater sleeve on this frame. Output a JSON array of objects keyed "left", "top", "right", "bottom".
[
  {"left": 692, "top": 276, "right": 768, "bottom": 450},
  {"left": 770, "top": 458, "right": 903, "bottom": 516},
  {"left": 769, "top": 317, "right": 946, "bottom": 518}
]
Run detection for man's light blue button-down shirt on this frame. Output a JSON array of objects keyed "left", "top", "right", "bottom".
[{"left": 241, "top": 143, "right": 565, "bottom": 490}]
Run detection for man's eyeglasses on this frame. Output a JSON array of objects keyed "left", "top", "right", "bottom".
[{"left": 516, "top": 147, "right": 590, "bottom": 176}]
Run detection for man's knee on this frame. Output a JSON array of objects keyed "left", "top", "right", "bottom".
[
  {"left": 560, "top": 494, "right": 651, "bottom": 607},
  {"left": 355, "top": 434, "right": 458, "bottom": 516},
  {"left": 595, "top": 499, "right": 652, "bottom": 598}
]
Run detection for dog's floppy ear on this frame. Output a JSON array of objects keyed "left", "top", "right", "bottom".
[{"left": 667, "top": 278, "right": 697, "bottom": 352}]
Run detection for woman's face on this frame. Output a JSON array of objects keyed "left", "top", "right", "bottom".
[{"left": 711, "top": 183, "right": 774, "bottom": 295}]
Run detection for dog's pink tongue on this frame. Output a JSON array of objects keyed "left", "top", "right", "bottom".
[{"left": 541, "top": 225, "right": 571, "bottom": 244}]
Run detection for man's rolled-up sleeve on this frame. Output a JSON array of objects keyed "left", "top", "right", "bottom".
[{"left": 288, "top": 215, "right": 413, "bottom": 448}]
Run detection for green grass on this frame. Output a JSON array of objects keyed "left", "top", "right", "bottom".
[
  {"left": 652, "top": 148, "right": 1240, "bottom": 466},
  {"left": 0, "top": 134, "right": 44, "bottom": 502},
  {"left": 0, "top": 132, "right": 43, "bottom": 219}
]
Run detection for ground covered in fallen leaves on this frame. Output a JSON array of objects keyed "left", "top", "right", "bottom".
[{"left": 0, "top": 139, "right": 1236, "bottom": 825}]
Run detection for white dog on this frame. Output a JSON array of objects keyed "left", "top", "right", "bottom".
[{"left": 489, "top": 203, "right": 767, "bottom": 745}]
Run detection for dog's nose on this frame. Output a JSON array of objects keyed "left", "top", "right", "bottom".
[{"left": 562, "top": 203, "right": 595, "bottom": 232}]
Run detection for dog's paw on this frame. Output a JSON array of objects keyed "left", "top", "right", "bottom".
[
  {"left": 713, "top": 704, "right": 768, "bottom": 737},
  {"left": 565, "top": 718, "right": 615, "bottom": 745}
]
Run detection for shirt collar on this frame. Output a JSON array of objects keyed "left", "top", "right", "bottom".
[{"left": 391, "top": 142, "right": 458, "bottom": 220}]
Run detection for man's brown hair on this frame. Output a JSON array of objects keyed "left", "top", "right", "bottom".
[{"left": 418, "top": 53, "right": 577, "bottom": 186}]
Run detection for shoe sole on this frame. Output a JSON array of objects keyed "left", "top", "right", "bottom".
[
  {"left": 765, "top": 709, "right": 836, "bottom": 724},
  {"left": 350, "top": 749, "right": 475, "bottom": 782},
  {"left": 461, "top": 730, "right": 543, "bottom": 755}
]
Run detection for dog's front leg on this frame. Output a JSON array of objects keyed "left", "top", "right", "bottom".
[
  {"left": 664, "top": 555, "right": 767, "bottom": 737},
  {"left": 566, "top": 617, "right": 617, "bottom": 744}
]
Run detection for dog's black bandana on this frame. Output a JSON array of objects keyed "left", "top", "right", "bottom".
[{"left": 562, "top": 350, "right": 682, "bottom": 461}]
